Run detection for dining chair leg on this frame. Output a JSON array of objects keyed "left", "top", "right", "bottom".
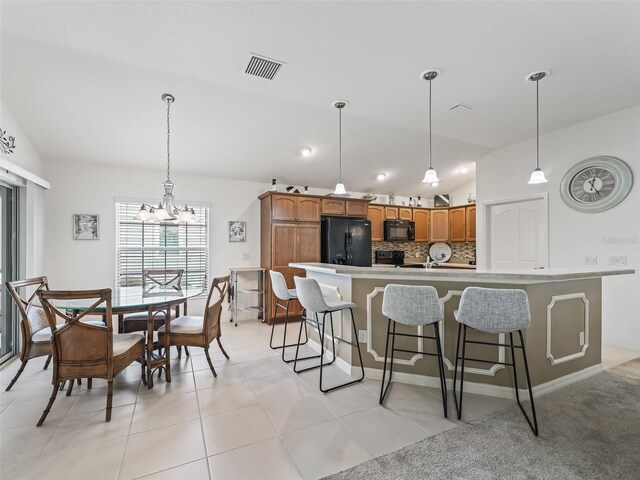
[
  {"left": 105, "top": 380, "right": 113, "bottom": 422},
  {"left": 177, "top": 346, "right": 182, "bottom": 359},
  {"left": 43, "top": 355, "right": 52, "bottom": 370},
  {"left": 87, "top": 378, "right": 93, "bottom": 390},
  {"left": 141, "top": 362, "right": 147, "bottom": 386},
  {"left": 204, "top": 347, "right": 218, "bottom": 377},
  {"left": 66, "top": 379, "right": 75, "bottom": 397},
  {"left": 37, "top": 383, "right": 60, "bottom": 427},
  {"left": 216, "top": 337, "right": 230, "bottom": 359},
  {"left": 77, "top": 378, "right": 82, "bottom": 386},
  {"left": 184, "top": 346, "right": 190, "bottom": 357},
  {"left": 59, "top": 381, "right": 66, "bottom": 391},
  {"left": 5, "top": 359, "right": 28, "bottom": 391}
]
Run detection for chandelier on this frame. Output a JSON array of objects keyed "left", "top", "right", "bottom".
[{"left": 133, "top": 94, "right": 197, "bottom": 223}]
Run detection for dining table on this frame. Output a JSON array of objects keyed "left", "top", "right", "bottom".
[{"left": 53, "top": 285, "right": 205, "bottom": 388}]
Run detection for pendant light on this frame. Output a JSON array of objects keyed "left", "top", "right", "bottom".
[
  {"left": 527, "top": 71, "right": 549, "bottom": 184},
  {"left": 332, "top": 100, "right": 349, "bottom": 196},
  {"left": 421, "top": 70, "right": 440, "bottom": 185},
  {"left": 134, "top": 94, "right": 197, "bottom": 222}
]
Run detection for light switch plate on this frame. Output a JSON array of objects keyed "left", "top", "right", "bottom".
[
  {"left": 358, "top": 329, "right": 367, "bottom": 343},
  {"left": 585, "top": 255, "right": 598, "bottom": 265},
  {"left": 242, "top": 252, "right": 251, "bottom": 261},
  {"left": 609, "top": 256, "right": 627, "bottom": 266}
]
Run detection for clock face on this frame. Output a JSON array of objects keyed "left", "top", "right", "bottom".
[
  {"left": 569, "top": 167, "right": 616, "bottom": 203},
  {"left": 560, "top": 156, "right": 633, "bottom": 213}
]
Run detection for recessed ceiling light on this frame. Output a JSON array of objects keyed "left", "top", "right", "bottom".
[
  {"left": 431, "top": 182, "right": 439, "bottom": 187},
  {"left": 376, "top": 173, "right": 386, "bottom": 181},
  {"left": 300, "top": 147, "right": 312, "bottom": 157},
  {"left": 460, "top": 167, "right": 469, "bottom": 174}
]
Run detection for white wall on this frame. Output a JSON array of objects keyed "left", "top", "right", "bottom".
[
  {"left": 450, "top": 179, "right": 476, "bottom": 206},
  {"left": 476, "top": 104, "right": 640, "bottom": 350},
  {"left": 42, "top": 161, "right": 270, "bottom": 290},
  {"left": 1, "top": 101, "right": 45, "bottom": 178}
]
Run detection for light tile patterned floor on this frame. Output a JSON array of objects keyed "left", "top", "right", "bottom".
[{"left": 1, "top": 319, "right": 635, "bottom": 480}]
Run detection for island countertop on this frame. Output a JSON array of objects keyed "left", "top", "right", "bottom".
[{"left": 289, "top": 262, "right": 635, "bottom": 284}]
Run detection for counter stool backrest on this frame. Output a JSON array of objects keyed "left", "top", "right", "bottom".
[
  {"left": 270, "top": 270, "right": 296, "bottom": 301},
  {"left": 457, "top": 287, "right": 531, "bottom": 333},
  {"left": 294, "top": 277, "right": 328, "bottom": 313},
  {"left": 382, "top": 284, "right": 443, "bottom": 326}
]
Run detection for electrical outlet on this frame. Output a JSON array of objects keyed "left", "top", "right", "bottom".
[
  {"left": 609, "top": 256, "right": 627, "bottom": 266},
  {"left": 242, "top": 252, "right": 251, "bottom": 261},
  {"left": 358, "top": 329, "right": 367, "bottom": 343},
  {"left": 579, "top": 331, "right": 585, "bottom": 346},
  {"left": 585, "top": 255, "right": 598, "bottom": 265}
]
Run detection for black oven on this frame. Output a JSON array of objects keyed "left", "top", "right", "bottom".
[{"left": 383, "top": 220, "right": 415, "bottom": 241}]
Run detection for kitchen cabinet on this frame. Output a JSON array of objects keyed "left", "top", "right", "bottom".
[
  {"left": 399, "top": 208, "right": 413, "bottom": 221},
  {"left": 413, "top": 208, "right": 430, "bottom": 242},
  {"left": 466, "top": 205, "right": 476, "bottom": 241},
  {"left": 449, "top": 207, "right": 467, "bottom": 242},
  {"left": 321, "top": 198, "right": 346, "bottom": 215},
  {"left": 271, "top": 195, "right": 320, "bottom": 222},
  {"left": 430, "top": 209, "right": 449, "bottom": 242},
  {"left": 384, "top": 207, "right": 399, "bottom": 220},
  {"left": 346, "top": 200, "right": 368, "bottom": 217},
  {"left": 368, "top": 205, "right": 385, "bottom": 242}
]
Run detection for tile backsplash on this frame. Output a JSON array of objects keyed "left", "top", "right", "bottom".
[{"left": 373, "top": 241, "right": 476, "bottom": 261}]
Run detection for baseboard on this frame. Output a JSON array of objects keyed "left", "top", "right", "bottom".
[{"left": 307, "top": 339, "right": 604, "bottom": 399}]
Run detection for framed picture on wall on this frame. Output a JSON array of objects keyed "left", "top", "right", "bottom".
[
  {"left": 73, "top": 214, "right": 99, "bottom": 240},
  {"left": 228, "top": 221, "right": 246, "bottom": 242}
]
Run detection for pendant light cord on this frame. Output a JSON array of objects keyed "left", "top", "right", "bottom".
[
  {"left": 536, "top": 78, "right": 540, "bottom": 170},
  {"left": 166, "top": 99, "right": 171, "bottom": 183},
  {"left": 339, "top": 106, "right": 342, "bottom": 182},
  {"left": 428, "top": 79, "right": 432, "bottom": 169}
]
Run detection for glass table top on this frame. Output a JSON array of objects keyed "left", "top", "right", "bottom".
[{"left": 52, "top": 286, "right": 206, "bottom": 311}]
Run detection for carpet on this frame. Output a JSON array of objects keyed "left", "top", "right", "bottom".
[{"left": 324, "top": 359, "right": 640, "bottom": 480}]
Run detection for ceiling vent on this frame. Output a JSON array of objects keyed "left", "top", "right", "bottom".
[
  {"left": 245, "top": 53, "right": 285, "bottom": 80},
  {"left": 449, "top": 103, "right": 473, "bottom": 112}
]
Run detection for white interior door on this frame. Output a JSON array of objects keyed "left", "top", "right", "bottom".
[{"left": 487, "top": 196, "right": 548, "bottom": 270}]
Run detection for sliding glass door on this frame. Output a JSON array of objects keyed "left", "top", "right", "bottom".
[{"left": 0, "top": 183, "right": 17, "bottom": 363}]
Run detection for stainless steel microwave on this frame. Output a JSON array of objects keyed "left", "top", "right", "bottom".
[{"left": 384, "top": 220, "right": 415, "bottom": 241}]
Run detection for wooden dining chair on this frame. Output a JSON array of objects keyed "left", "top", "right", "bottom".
[
  {"left": 158, "top": 276, "right": 230, "bottom": 376},
  {"left": 121, "top": 269, "right": 185, "bottom": 334},
  {"left": 36, "top": 288, "right": 144, "bottom": 426},
  {"left": 4, "top": 277, "right": 52, "bottom": 391}
]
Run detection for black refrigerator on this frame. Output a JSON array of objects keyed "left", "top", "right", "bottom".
[{"left": 321, "top": 216, "right": 372, "bottom": 267}]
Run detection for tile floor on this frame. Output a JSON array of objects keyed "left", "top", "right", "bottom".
[{"left": 0, "top": 319, "right": 637, "bottom": 480}]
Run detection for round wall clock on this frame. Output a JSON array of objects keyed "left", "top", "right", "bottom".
[{"left": 560, "top": 156, "right": 634, "bottom": 213}]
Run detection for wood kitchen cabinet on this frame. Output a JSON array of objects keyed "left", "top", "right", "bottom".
[
  {"left": 449, "top": 207, "right": 467, "bottom": 242},
  {"left": 321, "top": 198, "right": 346, "bottom": 215},
  {"left": 346, "top": 200, "right": 368, "bottom": 217},
  {"left": 367, "top": 205, "right": 385, "bottom": 242},
  {"left": 466, "top": 205, "right": 476, "bottom": 241},
  {"left": 430, "top": 209, "right": 449, "bottom": 242},
  {"left": 384, "top": 207, "right": 399, "bottom": 220},
  {"left": 413, "top": 208, "right": 430, "bottom": 242},
  {"left": 271, "top": 195, "right": 320, "bottom": 222},
  {"left": 398, "top": 208, "right": 413, "bottom": 221}
]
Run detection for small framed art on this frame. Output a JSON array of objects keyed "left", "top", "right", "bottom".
[
  {"left": 73, "top": 214, "right": 99, "bottom": 240},
  {"left": 228, "top": 221, "right": 246, "bottom": 242}
]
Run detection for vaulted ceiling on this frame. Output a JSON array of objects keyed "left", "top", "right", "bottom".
[{"left": 2, "top": 1, "right": 639, "bottom": 196}]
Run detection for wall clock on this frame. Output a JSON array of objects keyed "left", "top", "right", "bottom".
[{"left": 560, "top": 156, "right": 633, "bottom": 213}]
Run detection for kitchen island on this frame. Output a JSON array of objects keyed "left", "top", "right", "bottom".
[{"left": 289, "top": 263, "right": 635, "bottom": 397}]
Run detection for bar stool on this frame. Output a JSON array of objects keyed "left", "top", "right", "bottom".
[
  {"left": 292, "top": 277, "right": 365, "bottom": 393},
  {"left": 268, "top": 270, "right": 309, "bottom": 363},
  {"left": 453, "top": 287, "right": 539, "bottom": 435},
  {"left": 379, "top": 284, "right": 448, "bottom": 417}
]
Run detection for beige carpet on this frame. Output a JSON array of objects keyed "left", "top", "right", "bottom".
[{"left": 324, "top": 359, "right": 640, "bottom": 480}]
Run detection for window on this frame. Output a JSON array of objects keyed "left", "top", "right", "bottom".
[{"left": 115, "top": 202, "right": 209, "bottom": 290}]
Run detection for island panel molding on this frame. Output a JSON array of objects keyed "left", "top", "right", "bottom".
[{"left": 546, "top": 292, "right": 589, "bottom": 366}]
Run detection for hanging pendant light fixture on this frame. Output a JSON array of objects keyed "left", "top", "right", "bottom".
[
  {"left": 527, "top": 71, "right": 549, "bottom": 184},
  {"left": 421, "top": 70, "right": 440, "bottom": 185},
  {"left": 332, "top": 100, "right": 349, "bottom": 196},
  {"left": 134, "top": 94, "right": 197, "bottom": 223}
]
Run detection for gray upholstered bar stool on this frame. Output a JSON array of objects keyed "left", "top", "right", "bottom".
[
  {"left": 453, "top": 286, "right": 539, "bottom": 435},
  {"left": 268, "top": 270, "right": 309, "bottom": 363},
  {"left": 292, "top": 276, "right": 365, "bottom": 393},
  {"left": 379, "top": 284, "right": 448, "bottom": 417}
]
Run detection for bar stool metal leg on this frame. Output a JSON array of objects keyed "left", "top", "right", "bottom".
[
  {"left": 433, "top": 322, "right": 448, "bottom": 418},
  {"left": 453, "top": 324, "right": 468, "bottom": 420},
  {"left": 270, "top": 299, "right": 309, "bottom": 363},
  {"left": 379, "top": 319, "right": 397, "bottom": 404},
  {"left": 515, "top": 330, "right": 539, "bottom": 435},
  {"left": 293, "top": 311, "right": 323, "bottom": 374}
]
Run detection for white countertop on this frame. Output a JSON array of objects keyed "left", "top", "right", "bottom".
[{"left": 290, "top": 262, "right": 635, "bottom": 284}]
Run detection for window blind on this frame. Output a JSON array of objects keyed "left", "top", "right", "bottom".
[{"left": 115, "top": 203, "right": 209, "bottom": 290}]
